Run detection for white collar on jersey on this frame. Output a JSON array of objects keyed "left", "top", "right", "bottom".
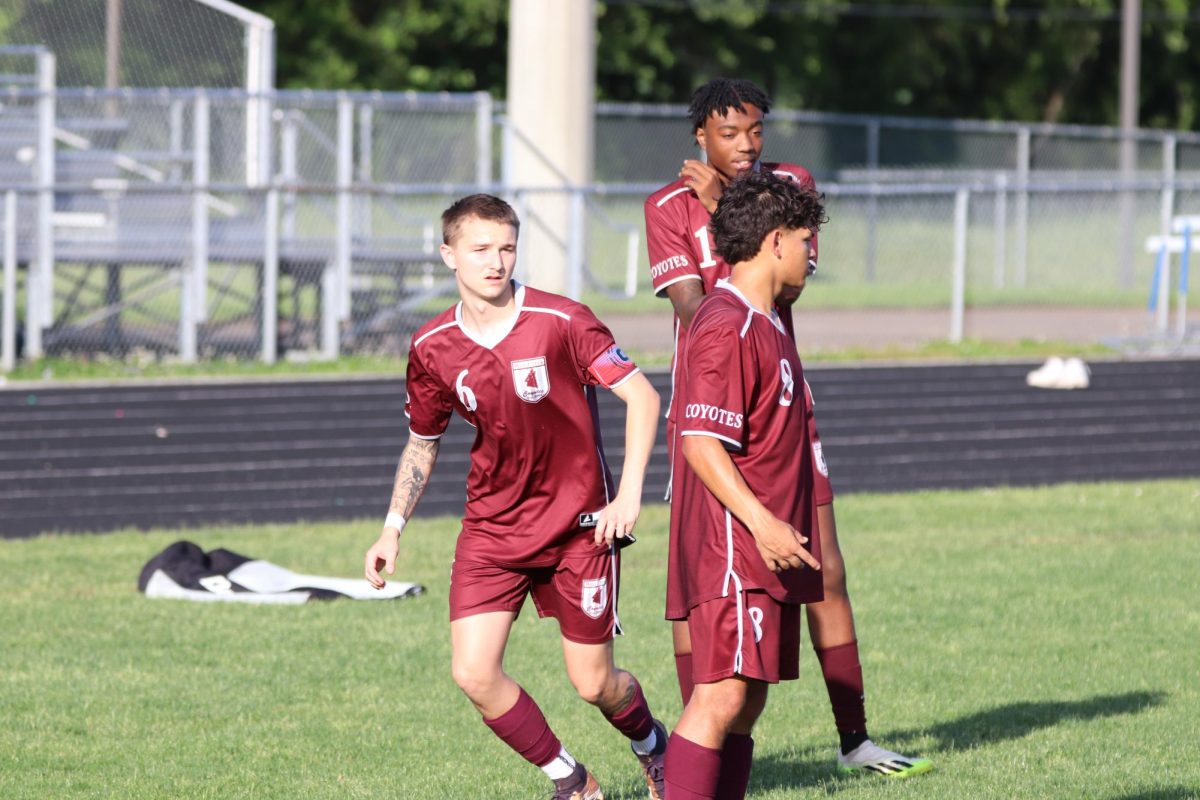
[
  {"left": 454, "top": 281, "right": 526, "bottom": 349},
  {"left": 714, "top": 278, "right": 787, "bottom": 336}
]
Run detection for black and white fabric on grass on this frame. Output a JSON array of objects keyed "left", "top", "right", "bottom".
[{"left": 138, "top": 540, "right": 423, "bottom": 604}]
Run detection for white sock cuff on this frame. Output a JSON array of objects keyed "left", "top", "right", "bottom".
[{"left": 540, "top": 748, "right": 577, "bottom": 780}]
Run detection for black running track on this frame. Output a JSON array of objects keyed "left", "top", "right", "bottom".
[{"left": 2, "top": 359, "right": 1198, "bottom": 539}]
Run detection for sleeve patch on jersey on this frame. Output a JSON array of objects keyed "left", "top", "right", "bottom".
[{"left": 589, "top": 345, "right": 637, "bottom": 388}]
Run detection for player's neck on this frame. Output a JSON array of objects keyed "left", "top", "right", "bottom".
[
  {"left": 458, "top": 284, "right": 518, "bottom": 339},
  {"left": 728, "top": 260, "right": 776, "bottom": 315}
]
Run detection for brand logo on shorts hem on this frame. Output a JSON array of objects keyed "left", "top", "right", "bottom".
[
  {"left": 511, "top": 356, "right": 550, "bottom": 403},
  {"left": 578, "top": 510, "right": 602, "bottom": 528},
  {"left": 581, "top": 577, "right": 608, "bottom": 619}
]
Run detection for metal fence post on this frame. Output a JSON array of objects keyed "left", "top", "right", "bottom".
[
  {"left": 993, "top": 172, "right": 1008, "bottom": 288},
  {"left": 951, "top": 188, "right": 969, "bottom": 344},
  {"left": 1014, "top": 127, "right": 1030, "bottom": 289},
  {"left": 168, "top": 98, "right": 185, "bottom": 184},
  {"left": 566, "top": 189, "right": 584, "bottom": 300},
  {"left": 865, "top": 119, "right": 880, "bottom": 282},
  {"left": 2, "top": 191, "right": 16, "bottom": 372},
  {"left": 1160, "top": 136, "right": 1176, "bottom": 246},
  {"left": 475, "top": 91, "right": 493, "bottom": 188},
  {"left": 262, "top": 188, "right": 279, "bottom": 363},
  {"left": 336, "top": 94, "right": 353, "bottom": 324},
  {"left": 280, "top": 110, "right": 298, "bottom": 240},
  {"left": 192, "top": 91, "right": 210, "bottom": 325},
  {"left": 29, "top": 49, "right": 56, "bottom": 359},
  {"left": 625, "top": 227, "right": 640, "bottom": 298},
  {"left": 357, "top": 101, "right": 373, "bottom": 239}
]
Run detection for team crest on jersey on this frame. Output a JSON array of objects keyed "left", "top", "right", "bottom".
[
  {"left": 511, "top": 356, "right": 550, "bottom": 403},
  {"left": 581, "top": 577, "right": 608, "bottom": 619}
]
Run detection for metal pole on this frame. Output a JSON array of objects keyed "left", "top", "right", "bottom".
[
  {"left": 625, "top": 228, "right": 640, "bottom": 298},
  {"left": 357, "top": 102, "right": 373, "bottom": 239},
  {"left": 950, "top": 188, "right": 969, "bottom": 344},
  {"left": 1014, "top": 127, "right": 1030, "bottom": 289},
  {"left": 336, "top": 94, "right": 353, "bottom": 323},
  {"left": 1176, "top": 224, "right": 1190, "bottom": 341},
  {"left": 280, "top": 111, "right": 298, "bottom": 240},
  {"left": 262, "top": 188, "right": 279, "bottom": 364},
  {"left": 566, "top": 189, "right": 584, "bottom": 300},
  {"left": 993, "top": 172, "right": 1008, "bottom": 289},
  {"left": 475, "top": 91, "right": 493, "bottom": 188},
  {"left": 1117, "top": 0, "right": 1142, "bottom": 289},
  {"left": 192, "top": 92, "right": 210, "bottom": 325},
  {"left": 2, "top": 192, "right": 16, "bottom": 372},
  {"left": 168, "top": 98, "right": 185, "bottom": 184},
  {"left": 1160, "top": 136, "right": 1176, "bottom": 247},
  {"left": 320, "top": 257, "right": 338, "bottom": 360},
  {"left": 30, "top": 50, "right": 56, "bottom": 359},
  {"left": 105, "top": 0, "right": 121, "bottom": 117},
  {"left": 865, "top": 119, "right": 880, "bottom": 282}
]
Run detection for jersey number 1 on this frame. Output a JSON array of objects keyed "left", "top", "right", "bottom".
[{"left": 693, "top": 226, "right": 717, "bottom": 269}]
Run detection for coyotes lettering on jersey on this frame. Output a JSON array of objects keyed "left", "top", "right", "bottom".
[{"left": 667, "top": 282, "right": 824, "bottom": 618}]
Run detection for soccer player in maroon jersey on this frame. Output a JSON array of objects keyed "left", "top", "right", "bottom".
[
  {"left": 663, "top": 171, "right": 827, "bottom": 799},
  {"left": 364, "top": 195, "right": 667, "bottom": 800},
  {"left": 645, "top": 78, "right": 932, "bottom": 780}
]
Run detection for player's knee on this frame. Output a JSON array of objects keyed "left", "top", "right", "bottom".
[
  {"left": 692, "top": 683, "right": 748, "bottom": 727},
  {"left": 572, "top": 675, "right": 609, "bottom": 706},
  {"left": 450, "top": 660, "right": 500, "bottom": 700}
]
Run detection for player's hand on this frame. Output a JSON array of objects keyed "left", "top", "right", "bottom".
[
  {"left": 364, "top": 528, "right": 401, "bottom": 589},
  {"left": 749, "top": 517, "right": 821, "bottom": 574},
  {"left": 594, "top": 493, "right": 640, "bottom": 547},
  {"left": 680, "top": 160, "right": 728, "bottom": 213}
]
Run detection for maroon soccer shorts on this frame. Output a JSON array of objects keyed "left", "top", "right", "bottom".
[
  {"left": 448, "top": 547, "right": 621, "bottom": 645},
  {"left": 688, "top": 589, "right": 802, "bottom": 684}
]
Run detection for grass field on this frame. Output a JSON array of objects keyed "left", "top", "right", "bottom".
[{"left": 2, "top": 480, "right": 1197, "bottom": 799}]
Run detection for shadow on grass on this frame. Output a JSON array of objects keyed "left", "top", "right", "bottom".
[
  {"left": 1107, "top": 790, "right": 1200, "bottom": 800},
  {"left": 747, "top": 690, "right": 1167, "bottom": 796}
]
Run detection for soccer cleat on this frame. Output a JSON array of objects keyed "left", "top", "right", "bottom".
[
  {"left": 631, "top": 719, "right": 667, "bottom": 799},
  {"left": 837, "top": 740, "right": 933, "bottom": 778},
  {"left": 551, "top": 761, "right": 604, "bottom": 800}
]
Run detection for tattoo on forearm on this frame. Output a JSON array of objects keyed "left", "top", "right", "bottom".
[{"left": 389, "top": 437, "right": 439, "bottom": 519}]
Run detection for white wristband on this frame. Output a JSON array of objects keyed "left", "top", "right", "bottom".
[{"left": 384, "top": 512, "right": 406, "bottom": 533}]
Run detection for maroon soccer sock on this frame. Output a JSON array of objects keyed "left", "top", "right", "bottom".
[
  {"left": 601, "top": 675, "right": 656, "bottom": 742},
  {"left": 815, "top": 640, "right": 869, "bottom": 744},
  {"left": 675, "top": 652, "right": 695, "bottom": 706},
  {"left": 715, "top": 733, "right": 755, "bottom": 799},
  {"left": 663, "top": 732, "right": 722, "bottom": 800},
  {"left": 482, "top": 688, "right": 563, "bottom": 768}
]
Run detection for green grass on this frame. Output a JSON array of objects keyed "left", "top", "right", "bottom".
[{"left": 2, "top": 480, "right": 1197, "bottom": 799}]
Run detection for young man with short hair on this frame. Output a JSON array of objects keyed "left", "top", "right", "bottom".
[
  {"left": 645, "top": 78, "right": 932, "bottom": 780},
  {"left": 365, "top": 194, "right": 667, "bottom": 800},
  {"left": 664, "top": 171, "right": 827, "bottom": 799}
]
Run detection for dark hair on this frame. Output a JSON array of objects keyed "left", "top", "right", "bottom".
[
  {"left": 442, "top": 194, "right": 520, "bottom": 244},
  {"left": 710, "top": 172, "right": 827, "bottom": 266},
  {"left": 688, "top": 78, "right": 772, "bottom": 133}
]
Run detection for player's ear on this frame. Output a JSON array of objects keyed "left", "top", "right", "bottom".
[
  {"left": 772, "top": 229, "right": 784, "bottom": 259},
  {"left": 695, "top": 126, "right": 707, "bottom": 153},
  {"left": 439, "top": 242, "right": 457, "bottom": 271}
]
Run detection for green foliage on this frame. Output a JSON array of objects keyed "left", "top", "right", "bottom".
[
  {"left": 229, "top": 0, "right": 1200, "bottom": 131},
  {"left": 1, "top": 481, "right": 1197, "bottom": 798}
]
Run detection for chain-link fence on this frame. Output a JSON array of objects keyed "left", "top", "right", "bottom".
[{"left": 3, "top": 53, "right": 1199, "bottom": 367}]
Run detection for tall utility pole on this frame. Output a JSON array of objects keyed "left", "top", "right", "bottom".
[
  {"left": 506, "top": 0, "right": 596, "bottom": 295},
  {"left": 1117, "top": 0, "right": 1141, "bottom": 288}
]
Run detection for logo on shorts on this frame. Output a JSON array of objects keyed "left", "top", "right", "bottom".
[
  {"left": 581, "top": 577, "right": 608, "bottom": 619},
  {"left": 578, "top": 510, "right": 602, "bottom": 528},
  {"left": 511, "top": 356, "right": 550, "bottom": 403}
]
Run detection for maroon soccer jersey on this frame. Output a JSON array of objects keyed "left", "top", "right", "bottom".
[
  {"left": 644, "top": 161, "right": 817, "bottom": 422},
  {"left": 405, "top": 282, "right": 639, "bottom": 567},
  {"left": 667, "top": 281, "right": 824, "bottom": 618}
]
